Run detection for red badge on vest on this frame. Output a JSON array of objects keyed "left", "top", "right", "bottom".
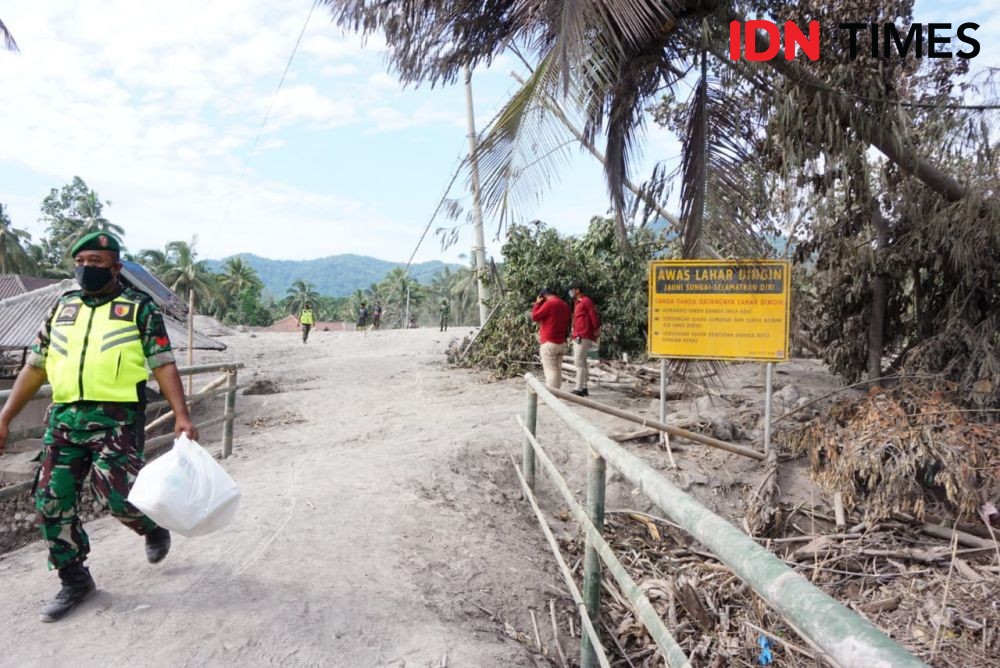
[{"left": 109, "top": 301, "right": 135, "bottom": 321}]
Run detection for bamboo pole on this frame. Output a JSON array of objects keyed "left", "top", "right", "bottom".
[
  {"left": 222, "top": 368, "right": 238, "bottom": 458},
  {"left": 581, "top": 449, "right": 607, "bottom": 668},
  {"left": 524, "top": 373, "right": 926, "bottom": 668},
  {"left": 548, "top": 385, "right": 765, "bottom": 461},
  {"left": 522, "top": 388, "right": 538, "bottom": 493},
  {"left": 144, "top": 373, "right": 229, "bottom": 434}
]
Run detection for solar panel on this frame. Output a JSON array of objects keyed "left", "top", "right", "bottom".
[{"left": 119, "top": 260, "right": 188, "bottom": 321}]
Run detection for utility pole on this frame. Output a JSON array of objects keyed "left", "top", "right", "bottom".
[
  {"left": 464, "top": 64, "right": 491, "bottom": 326},
  {"left": 186, "top": 288, "right": 195, "bottom": 395},
  {"left": 404, "top": 283, "right": 411, "bottom": 328}
]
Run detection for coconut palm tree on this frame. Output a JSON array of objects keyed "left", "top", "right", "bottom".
[
  {"left": 429, "top": 265, "right": 476, "bottom": 325},
  {"left": 137, "top": 247, "right": 171, "bottom": 279},
  {"left": 159, "top": 238, "right": 218, "bottom": 313},
  {"left": 342, "top": 288, "right": 367, "bottom": 323},
  {"left": 0, "top": 19, "right": 18, "bottom": 52},
  {"left": 379, "top": 267, "right": 423, "bottom": 327},
  {"left": 0, "top": 204, "right": 33, "bottom": 274},
  {"left": 285, "top": 279, "right": 320, "bottom": 317},
  {"left": 220, "top": 256, "right": 263, "bottom": 324}
]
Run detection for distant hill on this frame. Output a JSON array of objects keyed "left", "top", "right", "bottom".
[
  {"left": 646, "top": 216, "right": 794, "bottom": 256},
  {"left": 206, "top": 253, "right": 462, "bottom": 298}
]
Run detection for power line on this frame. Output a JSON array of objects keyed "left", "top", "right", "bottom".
[
  {"left": 399, "top": 153, "right": 469, "bottom": 276},
  {"left": 206, "top": 0, "right": 317, "bottom": 257},
  {"left": 394, "top": 78, "right": 520, "bottom": 279},
  {"left": 247, "top": 0, "right": 318, "bottom": 157}
]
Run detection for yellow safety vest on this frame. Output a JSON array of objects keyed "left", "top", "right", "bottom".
[
  {"left": 300, "top": 310, "right": 314, "bottom": 325},
  {"left": 45, "top": 295, "right": 149, "bottom": 404}
]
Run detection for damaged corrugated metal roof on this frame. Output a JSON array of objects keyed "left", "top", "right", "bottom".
[
  {"left": 0, "top": 274, "right": 61, "bottom": 301},
  {"left": 0, "top": 279, "right": 226, "bottom": 352}
]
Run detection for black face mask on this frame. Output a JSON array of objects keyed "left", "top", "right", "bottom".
[{"left": 75, "top": 265, "right": 116, "bottom": 293}]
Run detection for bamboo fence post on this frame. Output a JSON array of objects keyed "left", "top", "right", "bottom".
[
  {"left": 222, "top": 368, "right": 238, "bottom": 458},
  {"left": 522, "top": 388, "right": 538, "bottom": 493}
]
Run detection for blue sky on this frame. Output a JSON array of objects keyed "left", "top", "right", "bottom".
[{"left": 0, "top": 1, "right": 996, "bottom": 267}]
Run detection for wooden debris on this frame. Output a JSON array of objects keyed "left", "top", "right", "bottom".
[
  {"left": 565, "top": 507, "right": 1000, "bottom": 667},
  {"left": 549, "top": 600, "right": 569, "bottom": 668},
  {"left": 834, "top": 492, "right": 846, "bottom": 529},
  {"left": 859, "top": 597, "right": 901, "bottom": 614}
]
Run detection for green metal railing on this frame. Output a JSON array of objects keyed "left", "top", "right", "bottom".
[
  {"left": 516, "top": 372, "right": 926, "bottom": 668},
  {"left": 0, "top": 362, "right": 244, "bottom": 501}
]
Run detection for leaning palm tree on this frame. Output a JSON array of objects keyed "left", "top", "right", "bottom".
[
  {"left": 0, "top": 204, "right": 33, "bottom": 274},
  {"left": 326, "top": 0, "right": 981, "bottom": 252},
  {"left": 0, "top": 18, "right": 18, "bottom": 52}
]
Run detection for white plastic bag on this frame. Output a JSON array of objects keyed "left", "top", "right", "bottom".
[{"left": 128, "top": 434, "right": 241, "bottom": 537}]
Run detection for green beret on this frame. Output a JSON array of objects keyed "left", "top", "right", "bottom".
[{"left": 71, "top": 231, "right": 122, "bottom": 256}]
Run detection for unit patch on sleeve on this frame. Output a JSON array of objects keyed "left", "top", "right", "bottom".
[
  {"left": 55, "top": 303, "right": 80, "bottom": 325},
  {"left": 109, "top": 301, "right": 136, "bottom": 322}
]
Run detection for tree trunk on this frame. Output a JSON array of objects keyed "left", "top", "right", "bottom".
[{"left": 867, "top": 202, "right": 890, "bottom": 388}]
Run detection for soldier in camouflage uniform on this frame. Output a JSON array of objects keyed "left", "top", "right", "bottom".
[{"left": 0, "top": 231, "right": 199, "bottom": 622}]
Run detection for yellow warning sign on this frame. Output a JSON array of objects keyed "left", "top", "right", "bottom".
[{"left": 648, "top": 260, "right": 790, "bottom": 361}]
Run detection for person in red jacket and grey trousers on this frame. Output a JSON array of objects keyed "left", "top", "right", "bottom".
[
  {"left": 568, "top": 281, "right": 601, "bottom": 396},
  {"left": 531, "top": 288, "right": 571, "bottom": 389}
]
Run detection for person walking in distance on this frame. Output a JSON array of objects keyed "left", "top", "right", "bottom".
[
  {"left": 439, "top": 299, "right": 450, "bottom": 332},
  {"left": 372, "top": 302, "right": 383, "bottom": 330},
  {"left": 531, "top": 288, "right": 571, "bottom": 389},
  {"left": 298, "top": 302, "right": 315, "bottom": 344},
  {"left": 568, "top": 281, "right": 600, "bottom": 397},
  {"left": 0, "top": 232, "right": 198, "bottom": 623},
  {"left": 357, "top": 302, "right": 369, "bottom": 331}
]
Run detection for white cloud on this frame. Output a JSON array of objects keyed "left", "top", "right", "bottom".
[
  {"left": 321, "top": 63, "right": 360, "bottom": 77},
  {"left": 0, "top": 1, "right": 661, "bottom": 268},
  {"left": 266, "top": 84, "right": 358, "bottom": 128}
]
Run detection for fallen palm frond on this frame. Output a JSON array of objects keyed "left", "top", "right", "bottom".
[{"left": 777, "top": 381, "right": 1000, "bottom": 522}]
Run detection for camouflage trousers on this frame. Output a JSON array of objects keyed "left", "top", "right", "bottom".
[{"left": 34, "top": 403, "right": 158, "bottom": 570}]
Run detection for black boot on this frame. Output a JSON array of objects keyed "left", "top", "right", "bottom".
[
  {"left": 571, "top": 388, "right": 589, "bottom": 397},
  {"left": 145, "top": 527, "right": 171, "bottom": 564},
  {"left": 39, "top": 562, "right": 96, "bottom": 623}
]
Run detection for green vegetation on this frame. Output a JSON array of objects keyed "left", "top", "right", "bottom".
[
  {"left": 0, "top": 176, "right": 480, "bottom": 330},
  {"left": 204, "top": 253, "right": 460, "bottom": 298},
  {"left": 461, "top": 218, "right": 666, "bottom": 377}
]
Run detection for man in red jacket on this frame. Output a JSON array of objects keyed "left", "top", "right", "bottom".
[
  {"left": 531, "top": 288, "right": 571, "bottom": 389},
  {"left": 568, "top": 281, "right": 601, "bottom": 396}
]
